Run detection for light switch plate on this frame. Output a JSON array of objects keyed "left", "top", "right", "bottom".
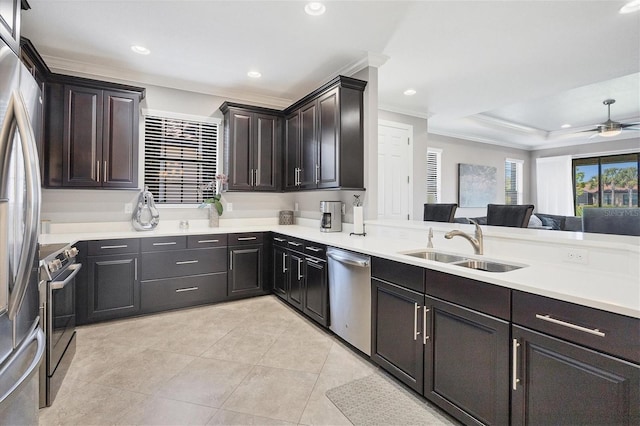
[{"left": 124, "top": 203, "right": 133, "bottom": 214}]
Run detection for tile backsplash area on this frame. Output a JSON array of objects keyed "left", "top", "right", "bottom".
[{"left": 41, "top": 189, "right": 367, "bottom": 224}]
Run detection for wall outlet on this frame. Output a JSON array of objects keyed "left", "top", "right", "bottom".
[
  {"left": 294, "top": 202, "right": 299, "bottom": 211},
  {"left": 124, "top": 203, "right": 133, "bottom": 214},
  {"left": 227, "top": 203, "right": 233, "bottom": 212},
  {"left": 564, "top": 248, "right": 589, "bottom": 264}
]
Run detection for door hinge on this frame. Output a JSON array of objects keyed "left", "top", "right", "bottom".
[
  {"left": 407, "top": 214, "right": 410, "bottom": 220},
  {"left": 407, "top": 138, "right": 410, "bottom": 145},
  {"left": 407, "top": 176, "right": 410, "bottom": 183}
]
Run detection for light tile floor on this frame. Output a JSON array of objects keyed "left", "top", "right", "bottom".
[{"left": 39, "top": 295, "right": 456, "bottom": 425}]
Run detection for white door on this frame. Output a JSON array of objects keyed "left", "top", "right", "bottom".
[{"left": 378, "top": 121, "right": 412, "bottom": 220}]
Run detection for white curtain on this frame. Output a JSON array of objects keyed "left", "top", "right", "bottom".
[{"left": 536, "top": 156, "right": 574, "bottom": 216}]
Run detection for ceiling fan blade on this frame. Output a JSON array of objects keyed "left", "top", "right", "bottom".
[{"left": 621, "top": 122, "right": 640, "bottom": 128}]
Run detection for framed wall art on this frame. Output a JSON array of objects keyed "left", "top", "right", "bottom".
[{"left": 458, "top": 163, "right": 498, "bottom": 208}]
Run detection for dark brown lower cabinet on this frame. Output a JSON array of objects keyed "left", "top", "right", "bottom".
[
  {"left": 371, "top": 278, "right": 424, "bottom": 393},
  {"left": 287, "top": 251, "right": 304, "bottom": 310},
  {"left": 141, "top": 273, "right": 227, "bottom": 313},
  {"left": 302, "top": 256, "right": 328, "bottom": 327},
  {"left": 228, "top": 244, "right": 263, "bottom": 298},
  {"left": 372, "top": 266, "right": 510, "bottom": 426},
  {"left": 272, "top": 245, "right": 288, "bottom": 299},
  {"left": 86, "top": 253, "right": 139, "bottom": 322},
  {"left": 424, "top": 296, "right": 509, "bottom": 426},
  {"left": 511, "top": 325, "right": 639, "bottom": 426}
]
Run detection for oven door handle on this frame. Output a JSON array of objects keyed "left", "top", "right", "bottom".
[{"left": 50, "top": 264, "right": 82, "bottom": 290}]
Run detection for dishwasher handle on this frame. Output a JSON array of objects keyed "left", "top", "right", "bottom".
[{"left": 326, "top": 248, "right": 370, "bottom": 268}]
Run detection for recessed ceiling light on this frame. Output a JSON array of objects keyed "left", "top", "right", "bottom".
[
  {"left": 403, "top": 89, "right": 417, "bottom": 96},
  {"left": 131, "top": 45, "right": 150, "bottom": 55},
  {"left": 305, "top": 2, "right": 326, "bottom": 16},
  {"left": 247, "top": 71, "right": 262, "bottom": 78},
  {"left": 620, "top": 0, "right": 640, "bottom": 14},
  {"left": 561, "top": 124, "right": 572, "bottom": 129}
]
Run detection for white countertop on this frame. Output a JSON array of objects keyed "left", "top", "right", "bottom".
[{"left": 40, "top": 219, "right": 640, "bottom": 319}]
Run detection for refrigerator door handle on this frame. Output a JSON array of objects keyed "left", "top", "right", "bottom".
[
  {"left": 0, "top": 318, "right": 44, "bottom": 405},
  {"left": 3, "top": 91, "right": 41, "bottom": 324}
]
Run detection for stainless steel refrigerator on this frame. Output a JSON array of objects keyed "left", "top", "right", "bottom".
[{"left": 0, "top": 37, "right": 45, "bottom": 424}]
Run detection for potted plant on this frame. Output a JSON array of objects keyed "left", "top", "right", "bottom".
[{"left": 199, "top": 174, "right": 227, "bottom": 227}]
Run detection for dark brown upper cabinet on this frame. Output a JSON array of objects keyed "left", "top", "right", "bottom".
[
  {"left": 221, "top": 75, "right": 366, "bottom": 192},
  {"left": 284, "top": 76, "right": 366, "bottom": 191},
  {"left": 45, "top": 75, "right": 145, "bottom": 189},
  {"left": 220, "top": 103, "right": 281, "bottom": 192}
]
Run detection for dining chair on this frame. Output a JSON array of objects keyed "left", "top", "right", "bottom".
[
  {"left": 486, "top": 204, "right": 534, "bottom": 228},
  {"left": 423, "top": 203, "right": 458, "bottom": 222}
]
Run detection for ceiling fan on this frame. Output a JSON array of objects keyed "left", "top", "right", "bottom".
[{"left": 584, "top": 99, "right": 640, "bottom": 138}]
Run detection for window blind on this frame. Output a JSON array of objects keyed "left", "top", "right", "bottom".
[
  {"left": 426, "top": 149, "right": 442, "bottom": 203},
  {"left": 505, "top": 159, "right": 523, "bottom": 205},
  {"left": 144, "top": 114, "right": 218, "bottom": 204}
]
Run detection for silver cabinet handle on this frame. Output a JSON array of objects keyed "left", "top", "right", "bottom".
[
  {"left": 176, "top": 287, "right": 198, "bottom": 293},
  {"left": 315, "top": 163, "right": 319, "bottom": 184},
  {"left": 198, "top": 239, "right": 219, "bottom": 244},
  {"left": 535, "top": 314, "right": 606, "bottom": 337},
  {"left": 282, "top": 253, "right": 287, "bottom": 273},
  {"left": 512, "top": 338, "right": 520, "bottom": 390},
  {"left": 250, "top": 168, "right": 254, "bottom": 186},
  {"left": 134, "top": 258, "right": 138, "bottom": 281},
  {"left": 274, "top": 238, "right": 286, "bottom": 242},
  {"left": 237, "top": 237, "right": 257, "bottom": 241},
  {"left": 176, "top": 260, "right": 198, "bottom": 265},
  {"left": 306, "top": 246, "right": 322, "bottom": 252},
  {"left": 254, "top": 169, "right": 258, "bottom": 187},
  {"left": 297, "top": 259, "right": 303, "bottom": 280},
  {"left": 306, "top": 257, "right": 323, "bottom": 264},
  {"left": 229, "top": 252, "right": 233, "bottom": 270},
  {"left": 414, "top": 303, "right": 420, "bottom": 340},
  {"left": 153, "top": 242, "right": 177, "bottom": 246},
  {"left": 294, "top": 167, "right": 300, "bottom": 186},
  {"left": 104, "top": 160, "right": 107, "bottom": 182},
  {"left": 288, "top": 241, "right": 302, "bottom": 247},
  {"left": 101, "top": 244, "right": 128, "bottom": 249},
  {"left": 96, "top": 161, "right": 100, "bottom": 182},
  {"left": 423, "top": 306, "right": 430, "bottom": 344}
]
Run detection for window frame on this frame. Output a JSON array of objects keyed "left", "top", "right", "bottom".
[
  {"left": 572, "top": 152, "right": 639, "bottom": 215},
  {"left": 505, "top": 158, "right": 524, "bottom": 205},
  {"left": 426, "top": 148, "right": 442, "bottom": 203},
  {"left": 142, "top": 109, "right": 221, "bottom": 207}
]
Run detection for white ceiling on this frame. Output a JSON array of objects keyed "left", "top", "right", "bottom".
[{"left": 21, "top": 0, "right": 640, "bottom": 150}]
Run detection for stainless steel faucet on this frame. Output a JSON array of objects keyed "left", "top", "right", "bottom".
[
  {"left": 444, "top": 220, "right": 483, "bottom": 255},
  {"left": 427, "top": 227, "right": 434, "bottom": 248}
]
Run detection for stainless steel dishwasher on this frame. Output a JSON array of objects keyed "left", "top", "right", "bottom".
[{"left": 326, "top": 247, "right": 371, "bottom": 356}]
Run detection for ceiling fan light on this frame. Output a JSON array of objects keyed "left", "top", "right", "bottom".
[
  {"left": 620, "top": 0, "right": 640, "bottom": 14},
  {"left": 599, "top": 129, "right": 622, "bottom": 137}
]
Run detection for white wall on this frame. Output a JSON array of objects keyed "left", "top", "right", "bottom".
[{"left": 376, "top": 111, "right": 532, "bottom": 219}]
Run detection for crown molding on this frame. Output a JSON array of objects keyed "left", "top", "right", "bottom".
[
  {"left": 42, "top": 54, "right": 293, "bottom": 108},
  {"left": 378, "top": 104, "right": 432, "bottom": 120},
  {"left": 427, "top": 128, "right": 536, "bottom": 151},
  {"left": 330, "top": 52, "right": 390, "bottom": 80}
]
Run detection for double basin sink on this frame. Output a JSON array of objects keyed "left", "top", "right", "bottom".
[{"left": 400, "top": 250, "right": 525, "bottom": 273}]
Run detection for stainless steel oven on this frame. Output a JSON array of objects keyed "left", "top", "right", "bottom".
[{"left": 38, "top": 243, "right": 81, "bottom": 407}]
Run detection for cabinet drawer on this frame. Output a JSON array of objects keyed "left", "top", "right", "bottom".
[
  {"left": 425, "top": 269, "right": 511, "bottom": 320},
  {"left": 187, "top": 234, "right": 227, "bottom": 248},
  {"left": 371, "top": 257, "right": 425, "bottom": 293},
  {"left": 228, "top": 232, "right": 263, "bottom": 245},
  {"left": 141, "top": 272, "right": 227, "bottom": 312},
  {"left": 304, "top": 242, "right": 326, "bottom": 259},
  {"left": 141, "top": 247, "right": 227, "bottom": 280},
  {"left": 141, "top": 236, "right": 186, "bottom": 252},
  {"left": 512, "top": 291, "right": 640, "bottom": 364},
  {"left": 88, "top": 239, "right": 139, "bottom": 256},
  {"left": 285, "top": 237, "right": 305, "bottom": 251},
  {"left": 272, "top": 233, "right": 290, "bottom": 247}
]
